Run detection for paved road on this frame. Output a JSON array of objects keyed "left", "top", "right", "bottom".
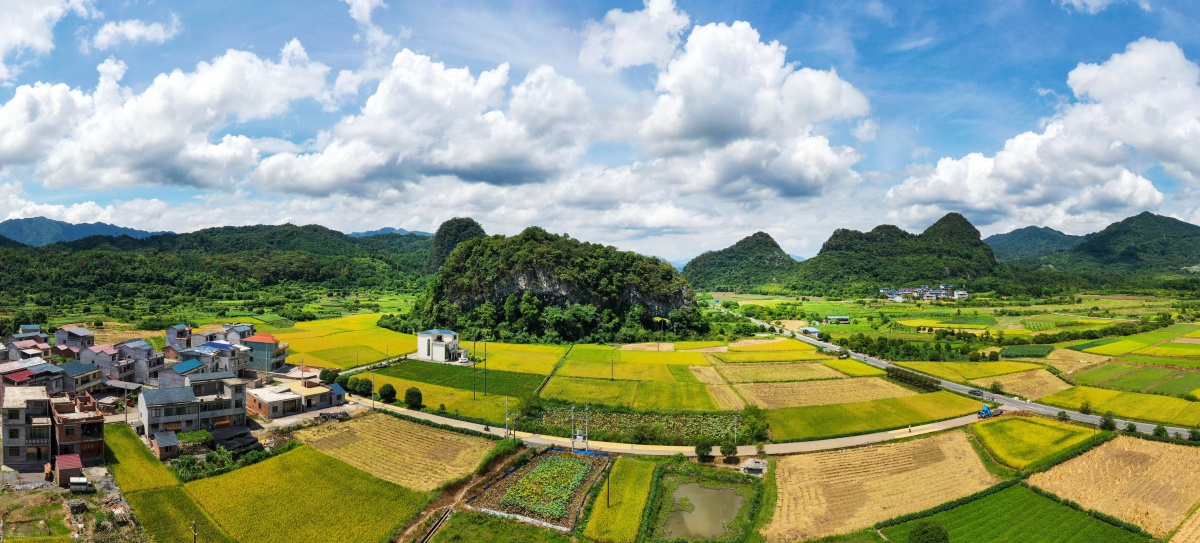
[{"left": 747, "top": 315, "right": 1190, "bottom": 436}]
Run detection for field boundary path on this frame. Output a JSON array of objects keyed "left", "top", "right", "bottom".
[
  {"left": 347, "top": 396, "right": 980, "bottom": 456},
  {"left": 738, "top": 313, "right": 1194, "bottom": 437}
]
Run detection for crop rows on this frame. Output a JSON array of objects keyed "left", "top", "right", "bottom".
[
  {"left": 718, "top": 362, "right": 843, "bottom": 383},
  {"left": 379, "top": 360, "right": 545, "bottom": 398},
  {"left": 972, "top": 416, "right": 1092, "bottom": 469},
  {"left": 765, "top": 391, "right": 980, "bottom": 442},
  {"left": 583, "top": 458, "right": 656, "bottom": 543},
  {"left": 736, "top": 378, "right": 914, "bottom": 409},
  {"left": 970, "top": 369, "right": 1070, "bottom": 400},
  {"left": 999, "top": 344, "right": 1055, "bottom": 358}
]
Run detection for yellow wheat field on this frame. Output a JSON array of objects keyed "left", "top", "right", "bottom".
[
  {"left": 970, "top": 369, "right": 1071, "bottom": 400},
  {"left": 708, "top": 385, "right": 745, "bottom": 410},
  {"left": 718, "top": 362, "right": 843, "bottom": 383},
  {"left": 765, "top": 431, "right": 997, "bottom": 542},
  {"left": 293, "top": 412, "right": 494, "bottom": 492},
  {"left": 1028, "top": 436, "right": 1200, "bottom": 537},
  {"left": 735, "top": 378, "right": 914, "bottom": 409}
]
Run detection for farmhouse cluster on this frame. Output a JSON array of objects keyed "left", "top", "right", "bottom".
[
  {"left": 0, "top": 322, "right": 349, "bottom": 478},
  {"left": 878, "top": 283, "right": 970, "bottom": 302}
]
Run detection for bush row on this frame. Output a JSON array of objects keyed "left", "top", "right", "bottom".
[
  {"left": 886, "top": 366, "right": 941, "bottom": 391},
  {"left": 874, "top": 479, "right": 1022, "bottom": 529}
]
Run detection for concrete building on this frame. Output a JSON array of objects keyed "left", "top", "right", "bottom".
[
  {"left": 9, "top": 339, "right": 51, "bottom": 360},
  {"left": 243, "top": 334, "right": 288, "bottom": 373},
  {"left": 138, "top": 387, "right": 199, "bottom": 435},
  {"left": 53, "top": 453, "right": 83, "bottom": 488},
  {"left": 151, "top": 431, "right": 181, "bottom": 460},
  {"left": 179, "top": 342, "right": 248, "bottom": 374},
  {"left": 53, "top": 326, "right": 94, "bottom": 359},
  {"left": 59, "top": 361, "right": 103, "bottom": 394},
  {"left": 81, "top": 344, "right": 134, "bottom": 382},
  {"left": 954, "top": 290, "right": 970, "bottom": 300},
  {"left": 116, "top": 338, "right": 166, "bottom": 385},
  {"left": 247, "top": 380, "right": 345, "bottom": 419},
  {"left": 165, "top": 324, "right": 193, "bottom": 352},
  {"left": 50, "top": 392, "right": 104, "bottom": 465},
  {"left": 416, "top": 329, "right": 467, "bottom": 363},
  {"left": 2, "top": 387, "right": 52, "bottom": 471},
  {"left": 25, "top": 362, "right": 66, "bottom": 393},
  {"left": 137, "top": 373, "right": 247, "bottom": 435}
]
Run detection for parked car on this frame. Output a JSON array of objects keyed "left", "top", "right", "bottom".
[{"left": 968, "top": 389, "right": 983, "bottom": 397}]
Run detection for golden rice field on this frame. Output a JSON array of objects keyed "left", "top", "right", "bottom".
[
  {"left": 1172, "top": 510, "right": 1200, "bottom": 543},
  {"left": 970, "top": 369, "right": 1071, "bottom": 400},
  {"left": 897, "top": 361, "right": 1043, "bottom": 382},
  {"left": 972, "top": 416, "right": 1093, "bottom": 469},
  {"left": 187, "top": 446, "right": 428, "bottom": 543},
  {"left": 583, "top": 458, "right": 656, "bottom": 543},
  {"left": 689, "top": 366, "right": 726, "bottom": 384},
  {"left": 274, "top": 313, "right": 416, "bottom": 369},
  {"left": 1083, "top": 340, "right": 1145, "bottom": 357},
  {"left": 717, "top": 362, "right": 844, "bottom": 383},
  {"left": 372, "top": 373, "right": 514, "bottom": 422},
  {"left": 765, "top": 431, "right": 997, "bottom": 542},
  {"left": 557, "top": 359, "right": 677, "bottom": 381},
  {"left": 717, "top": 350, "right": 831, "bottom": 363},
  {"left": 469, "top": 343, "right": 570, "bottom": 375},
  {"left": 1039, "top": 386, "right": 1200, "bottom": 427},
  {"left": 1028, "top": 437, "right": 1200, "bottom": 537},
  {"left": 728, "top": 338, "right": 817, "bottom": 352},
  {"left": 540, "top": 376, "right": 718, "bottom": 411},
  {"left": 821, "top": 358, "right": 886, "bottom": 377},
  {"left": 293, "top": 412, "right": 495, "bottom": 491},
  {"left": 736, "top": 378, "right": 915, "bottom": 409},
  {"left": 708, "top": 385, "right": 745, "bottom": 410},
  {"left": 104, "top": 424, "right": 179, "bottom": 493},
  {"left": 566, "top": 345, "right": 710, "bottom": 366}
]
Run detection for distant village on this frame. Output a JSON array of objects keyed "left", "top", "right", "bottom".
[
  {"left": 0, "top": 321, "right": 356, "bottom": 478},
  {"left": 878, "top": 284, "right": 970, "bottom": 303}
]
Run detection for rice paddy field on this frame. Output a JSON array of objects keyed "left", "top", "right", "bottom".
[
  {"left": 469, "top": 343, "right": 570, "bottom": 375},
  {"left": 822, "top": 358, "right": 887, "bottom": 376},
  {"left": 736, "top": 378, "right": 915, "bottom": 409},
  {"left": 1028, "top": 437, "right": 1200, "bottom": 538},
  {"left": 1057, "top": 361, "right": 1200, "bottom": 398},
  {"left": 372, "top": 373, "right": 514, "bottom": 422},
  {"left": 104, "top": 424, "right": 179, "bottom": 493},
  {"left": 896, "top": 361, "right": 1043, "bottom": 382},
  {"left": 728, "top": 338, "right": 817, "bottom": 351},
  {"left": 716, "top": 350, "right": 832, "bottom": 363},
  {"left": 880, "top": 485, "right": 1150, "bottom": 543},
  {"left": 972, "top": 416, "right": 1094, "bottom": 469},
  {"left": 431, "top": 511, "right": 571, "bottom": 543},
  {"left": 582, "top": 458, "right": 656, "bottom": 543},
  {"left": 292, "top": 412, "right": 496, "bottom": 491},
  {"left": 540, "top": 375, "right": 718, "bottom": 411},
  {"left": 765, "top": 391, "right": 980, "bottom": 441},
  {"left": 1039, "top": 386, "right": 1200, "bottom": 426},
  {"left": 126, "top": 487, "right": 236, "bottom": 543},
  {"left": 970, "top": 369, "right": 1071, "bottom": 399},
  {"left": 379, "top": 360, "right": 546, "bottom": 398},
  {"left": 717, "top": 362, "right": 844, "bottom": 383},
  {"left": 187, "top": 446, "right": 427, "bottom": 543},
  {"left": 765, "top": 431, "right": 996, "bottom": 541},
  {"left": 273, "top": 313, "right": 417, "bottom": 369}
]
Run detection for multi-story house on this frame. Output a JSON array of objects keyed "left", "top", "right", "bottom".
[
  {"left": 221, "top": 324, "right": 256, "bottom": 345},
  {"left": 138, "top": 387, "right": 199, "bottom": 435},
  {"left": 81, "top": 344, "right": 134, "bottom": 383},
  {"left": 247, "top": 380, "right": 346, "bottom": 419},
  {"left": 58, "top": 361, "right": 103, "bottom": 394},
  {"left": 139, "top": 372, "right": 247, "bottom": 435},
  {"left": 165, "top": 324, "right": 193, "bottom": 352},
  {"left": 50, "top": 392, "right": 104, "bottom": 465},
  {"left": 9, "top": 339, "right": 51, "bottom": 360},
  {"left": 52, "top": 326, "right": 94, "bottom": 360},
  {"left": 198, "top": 341, "right": 248, "bottom": 374},
  {"left": 156, "top": 359, "right": 206, "bottom": 388},
  {"left": 6, "top": 325, "right": 50, "bottom": 345},
  {"left": 0, "top": 341, "right": 7, "bottom": 362},
  {"left": 25, "top": 362, "right": 66, "bottom": 393},
  {"left": 243, "top": 334, "right": 288, "bottom": 373},
  {"left": 2, "top": 387, "right": 52, "bottom": 471},
  {"left": 116, "top": 338, "right": 166, "bottom": 385}
]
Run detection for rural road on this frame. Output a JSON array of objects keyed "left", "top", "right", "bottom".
[{"left": 742, "top": 314, "right": 1192, "bottom": 437}]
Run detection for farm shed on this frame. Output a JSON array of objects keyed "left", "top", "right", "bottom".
[
  {"left": 152, "top": 431, "right": 181, "bottom": 460},
  {"left": 55, "top": 454, "right": 83, "bottom": 488}
]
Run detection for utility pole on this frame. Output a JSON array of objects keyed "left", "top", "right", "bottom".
[
  {"left": 505, "top": 396, "right": 510, "bottom": 438},
  {"left": 483, "top": 334, "right": 488, "bottom": 396},
  {"left": 585, "top": 405, "right": 589, "bottom": 452},
  {"left": 571, "top": 405, "right": 576, "bottom": 448},
  {"left": 192, "top": 520, "right": 197, "bottom": 543}
]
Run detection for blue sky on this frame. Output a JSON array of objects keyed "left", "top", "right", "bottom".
[{"left": 1, "top": 0, "right": 1199, "bottom": 260}]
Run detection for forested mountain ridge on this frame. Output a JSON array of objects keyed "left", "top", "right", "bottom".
[
  {"left": 425, "top": 217, "right": 487, "bottom": 273},
  {"left": 1070, "top": 212, "right": 1200, "bottom": 271},
  {"left": 792, "top": 213, "right": 999, "bottom": 285},
  {"left": 682, "top": 232, "right": 799, "bottom": 291},
  {"left": 0, "top": 216, "right": 168, "bottom": 246},
  {"left": 412, "top": 227, "right": 705, "bottom": 343},
  {"left": 0, "top": 234, "right": 26, "bottom": 249},
  {"left": 985, "top": 226, "right": 1086, "bottom": 261},
  {"left": 348, "top": 227, "right": 433, "bottom": 237}
]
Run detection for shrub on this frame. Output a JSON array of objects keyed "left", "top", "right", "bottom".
[
  {"left": 404, "top": 387, "right": 423, "bottom": 409},
  {"left": 886, "top": 366, "right": 940, "bottom": 391},
  {"left": 1057, "top": 411, "right": 1071, "bottom": 422},
  {"left": 719, "top": 441, "right": 737, "bottom": 458},
  {"left": 1189, "top": 429, "right": 1200, "bottom": 442},
  {"left": 356, "top": 378, "right": 373, "bottom": 397},
  {"left": 1100, "top": 411, "right": 1117, "bottom": 431},
  {"left": 989, "top": 381, "right": 1004, "bottom": 394},
  {"left": 908, "top": 521, "right": 949, "bottom": 543},
  {"left": 987, "top": 351, "right": 1000, "bottom": 361},
  {"left": 347, "top": 377, "right": 361, "bottom": 394},
  {"left": 1154, "top": 425, "right": 1169, "bottom": 438},
  {"left": 1125, "top": 422, "right": 1138, "bottom": 433},
  {"left": 1079, "top": 400, "right": 1092, "bottom": 415},
  {"left": 694, "top": 440, "right": 712, "bottom": 459},
  {"left": 379, "top": 384, "right": 397, "bottom": 404},
  {"left": 335, "top": 374, "right": 350, "bottom": 389}
]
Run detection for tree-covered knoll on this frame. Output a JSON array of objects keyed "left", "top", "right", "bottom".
[
  {"left": 682, "top": 232, "right": 799, "bottom": 291},
  {"left": 985, "top": 226, "right": 1085, "bottom": 261},
  {"left": 425, "top": 217, "right": 487, "bottom": 273}
]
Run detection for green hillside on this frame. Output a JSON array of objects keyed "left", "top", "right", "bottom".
[
  {"left": 985, "top": 226, "right": 1085, "bottom": 261},
  {"left": 682, "top": 232, "right": 799, "bottom": 291}
]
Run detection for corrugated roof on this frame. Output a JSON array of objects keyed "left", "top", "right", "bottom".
[
  {"left": 61, "top": 326, "right": 94, "bottom": 336},
  {"left": 88, "top": 344, "right": 118, "bottom": 355},
  {"left": 182, "top": 346, "right": 219, "bottom": 356},
  {"left": 420, "top": 329, "right": 457, "bottom": 335},
  {"left": 27, "top": 363, "right": 65, "bottom": 375},
  {"left": 171, "top": 359, "right": 204, "bottom": 374},
  {"left": 243, "top": 334, "right": 277, "bottom": 344},
  {"left": 328, "top": 383, "right": 347, "bottom": 395},
  {"left": 187, "top": 371, "right": 237, "bottom": 383},
  {"left": 141, "top": 387, "right": 197, "bottom": 406},
  {"left": 153, "top": 431, "right": 180, "bottom": 448},
  {"left": 167, "top": 324, "right": 191, "bottom": 331},
  {"left": 200, "top": 341, "right": 233, "bottom": 350},
  {"left": 4, "top": 369, "right": 33, "bottom": 382},
  {"left": 59, "top": 361, "right": 101, "bottom": 377},
  {"left": 56, "top": 454, "right": 82, "bottom": 470},
  {"left": 18, "top": 325, "right": 39, "bottom": 332},
  {"left": 116, "top": 338, "right": 153, "bottom": 350}
]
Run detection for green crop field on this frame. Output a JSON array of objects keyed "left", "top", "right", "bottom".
[
  {"left": 565, "top": 344, "right": 620, "bottom": 363},
  {"left": 999, "top": 345, "right": 1055, "bottom": 358},
  {"left": 275, "top": 313, "right": 417, "bottom": 369},
  {"left": 729, "top": 338, "right": 816, "bottom": 352},
  {"left": 104, "top": 424, "right": 179, "bottom": 493},
  {"left": 823, "top": 358, "right": 886, "bottom": 377},
  {"left": 557, "top": 359, "right": 676, "bottom": 382},
  {"left": 372, "top": 373, "right": 514, "bottom": 422},
  {"left": 945, "top": 315, "right": 998, "bottom": 326},
  {"left": 1146, "top": 372, "right": 1200, "bottom": 396},
  {"left": 881, "top": 485, "right": 1149, "bottom": 543},
  {"left": 469, "top": 343, "right": 570, "bottom": 375},
  {"left": 1122, "top": 355, "right": 1200, "bottom": 368},
  {"left": 897, "top": 362, "right": 1041, "bottom": 382},
  {"left": 377, "top": 361, "right": 545, "bottom": 398},
  {"left": 717, "top": 350, "right": 830, "bottom": 363},
  {"left": 187, "top": 446, "right": 427, "bottom": 543},
  {"left": 1071, "top": 363, "right": 1137, "bottom": 385},
  {"left": 1083, "top": 340, "right": 1145, "bottom": 357},
  {"left": 1102, "top": 367, "right": 1179, "bottom": 391},
  {"left": 1068, "top": 338, "right": 1120, "bottom": 352},
  {"left": 668, "top": 365, "right": 699, "bottom": 382},
  {"left": 973, "top": 417, "right": 1093, "bottom": 469},
  {"left": 765, "top": 391, "right": 979, "bottom": 441},
  {"left": 127, "top": 487, "right": 235, "bottom": 543},
  {"left": 583, "top": 458, "right": 656, "bottom": 543},
  {"left": 1040, "top": 386, "right": 1200, "bottom": 426},
  {"left": 1136, "top": 343, "right": 1200, "bottom": 358},
  {"left": 432, "top": 510, "right": 570, "bottom": 543},
  {"left": 634, "top": 381, "right": 717, "bottom": 410},
  {"left": 541, "top": 376, "right": 639, "bottom": 407}
]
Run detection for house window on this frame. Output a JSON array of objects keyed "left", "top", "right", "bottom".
[
  {"left": 7, "top": 429, "right": 17, "bottom": 439},
  {"left": 6, "top": 410, "right": 18, "bottom": 420},
  {"left": 6, "top": 447, "right": 18, "bottom": 457},
  {"left": 234, "top": 400, "right": 241, "bottom": 408},
  {"left": 271, "top": 406, "right": 278, "bottom": 414},
  {"left": 60, "top": 444, "right": 75, "bottom": 454},
  {"left": 29, "top": 428, "right": 47, "bottom": 439},
  {"left": 150, "top": 423, "right": 159, "bottom": 431},
  {"left": 65, "top": 426, "right": 75, "bottom": 437}
]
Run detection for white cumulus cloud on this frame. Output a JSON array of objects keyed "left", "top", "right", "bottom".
[
  {"left": 0, "top": 0, "right": 97, "bottom": 81},
  {"left": 89, "top": 13, "right": 181, "bottom": 51},
  {"left": 579, "top": 0, "right": 690, "bottom": 72}
]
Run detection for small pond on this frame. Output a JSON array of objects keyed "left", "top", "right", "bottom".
[{"left": 662, "top": 482, "right": 743, "bottom": 540}]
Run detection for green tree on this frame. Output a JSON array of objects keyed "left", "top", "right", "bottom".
[
  {"left": 1125, "top": 422, "right": 1138, "bottom": 433},
  {"left": 1100, "top": 411, "right": 1117, "bottom": 431},
  {"left": 719, "top": 440, "right": 737, "bottom": 459},
  {"left": 1154, "top": 424, "right": 1169, "bottom": 438},
  {"left": 1057, "top": 411, "right": 1071, "bottom": 422},
  {"left": 908, "top": 521, "right": 949, "bottom": 543},
  {"left": 404, "top": 387, "right": 423, "bottom": 409},
  {"left": 694, "top": 440, "right": 712, "bottom": 459},
  {"left": 379, "top": 384, "right": 396, "bottom": 404},
  {"left": 1079, "top": 400, "right": 1092, "bottom": 415},
  {"left": 989, "top": 381, "right": 1003, "bottom": 394}
]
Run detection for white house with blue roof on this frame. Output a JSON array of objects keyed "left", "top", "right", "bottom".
[{"left": 416, "top": 329, "right": 468, "bottom": 363}]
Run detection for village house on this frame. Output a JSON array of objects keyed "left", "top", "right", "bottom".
[
  {"left": 25, "top": 362, "right": 66, "bottom": 394},
  {"left": 151, "top": 431, "right": 181, "bottom": 460},
  {"left": 116, "top": 338, "right": 166, "bottom": 385},
  {"left": 165, "top": 324, "right": 193, "bottom": 353},
  {"left": 0, "top": 341, "right": 7, "bottom": 362},
  {"left": 9, "top": 338, "right": 51, "bottom": 360},
  {"left": 243, "top": 334, "right": 288, "bottom": 373},
  {"left": 246, "top": 379, "right": 346, "bottom": 419},
  {"left": 137, "top": 372, "right": 248, "bottom": 435},
  {"left": 53, "top": 326, "right": 94, "bottom": 360},
  {"left": 188, "top": 371, "right": 247, "bottom": 430},
  {"left": 59, "top": 361, "right": 103, "bottom": 394},
  {"left": 137, "top": 387, "right": 199, "bottom": 435},
  {"left": 826, "top": 316, "right": 851, "bottom": 325},
  {"left": 156, "top": 359, "right": 206, "bottom": 388},
  {"left": 416, "top": 329, "right": 468, "bottom": 363},
  {"left": 179, "top": 341, "right": 248, "bottom": 374},
  {"left": 6, "top": 325, "right": 50, "bottom": 345},
  {"left": 954, "top": 290, "right": 970, "bottom": 300},
  {"left": 2, "top": 386, "right": 52, "bottom": 471},
  {"left": 81, "top": 344, "right": 134, "bottom": 383},
  {"left": 0, "top": 358, "right": 43, "bottom": 386},
  {"left": 50, "top": 392, "right": 104, "bottom": 465}
]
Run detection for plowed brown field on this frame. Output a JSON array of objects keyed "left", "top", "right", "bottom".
[
  {"left": 970, "top": 369, "right": 1070, "bottom": 400},
  {"left": 735, "top": 378, "right": 914, "bottom": 409},
  {"left": 718, "top": 362, "right": 843, "bottom": 383},
  {"left": 708, "top": 385, "right": 745, "bottom": 410}
]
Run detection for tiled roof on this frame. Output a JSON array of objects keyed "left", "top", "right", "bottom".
[
  {"left": 12, "top": 339, "right": 49, "bottom": 350},
  {"left": 27, "top": 363, "right": 65, "bottom": 375},
  {"left": 243, "top": 334, "right": 277, "bottom": 344},
  {"left": 420, "top": 329, "right": 458, "bottom": 335},
  {"left": 141, "top": 387, "right": 197, "bottom": 406},
  {"left": 88, "top": 344, "right": 118, "bottom": 355},
  {"left": 171, "top": 359, "right": 204, "bottom": 374},
  {"left": 167, "top": 324, "right": 191, "bottom": 331},
  {"left": 328, "top": 383, "right": 347, "bottom": 395},
  {"left": 18, "top": 325, "right": 40, "bottom": 332},
  {"left": 56, "top": 454, "right": 82, "bottom": 470},
  {"left": 116, "top": 338, "right": 153, "bottom": 350},
  {"left": 4, "top": 369, "right": 33, "bottom": 382},
  {"left": 59, "top": 361, "right": 101, "bottom": 377},
  {"left": 153, "top": 431, "right": 180, "bottom": 448},
  {"left": 187, "top": 371, "right": 237, "bottom": 383},
  {"left": 61, "top": 326, "right": 94, "bottom": 336}
]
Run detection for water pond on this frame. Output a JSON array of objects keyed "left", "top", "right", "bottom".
[{"left": 661, "top": 482, "right": 744, "bottom": 540}]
